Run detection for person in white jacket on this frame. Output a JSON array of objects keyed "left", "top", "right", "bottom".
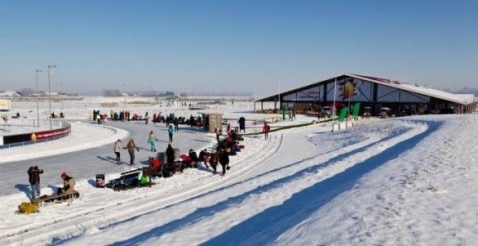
[{"left": 114, "top": 139, "right": 122, "bottom": 164}]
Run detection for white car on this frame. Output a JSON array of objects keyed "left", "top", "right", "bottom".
[{"left": 321, "top": 106, "right": 334, "bottom": 117}]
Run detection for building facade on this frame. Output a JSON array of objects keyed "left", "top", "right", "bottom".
[{"left": 255, "top": 74, "right": 476, "bottom": 117}]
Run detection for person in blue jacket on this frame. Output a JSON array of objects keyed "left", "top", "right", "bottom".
[{"left": 168, "top": 125, "right": 174, "bottom": 143}]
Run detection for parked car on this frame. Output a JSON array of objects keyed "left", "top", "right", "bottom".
[
  {"left": 320, "top": 106, "right": 335, "bottom": 117},
  {"left": 380, "top": 107, "right": 391, "bottom": 118}
]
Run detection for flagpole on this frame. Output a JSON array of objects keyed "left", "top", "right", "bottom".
[
  {"left": 278, "top": 81, "right": 281, "bottom": 118},
  {"left": 332, "top": 78, "right": 337, "bottom": 131}
]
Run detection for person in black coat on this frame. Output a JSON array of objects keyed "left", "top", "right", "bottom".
[
  {"left": 218, "top": 148, "right": 230, "bottom": 176},
  {"left": 27, "top": 166, "right": 43, "bottom": 199},
  {"left": 238, "top": 116, "right": 246, "bottom": 133},
  {"left": 166, "top": 144, "right": 175, "bottom": 164}
]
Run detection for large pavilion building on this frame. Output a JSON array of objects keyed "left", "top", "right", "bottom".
[{"left": 254, "top": 73, "right": 476, "bottom": 116}]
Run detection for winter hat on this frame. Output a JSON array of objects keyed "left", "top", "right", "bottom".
[{"left": 60, "top": 172, "right": 67, "bottom": 179}]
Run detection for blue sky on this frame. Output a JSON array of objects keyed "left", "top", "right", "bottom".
[{"left": 0, "top": 0, "right": 476, "bottom": 96}]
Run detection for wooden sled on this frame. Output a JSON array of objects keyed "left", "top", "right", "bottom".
[{"left": 31, "top": 191, "right": 80, "bottom": 207}]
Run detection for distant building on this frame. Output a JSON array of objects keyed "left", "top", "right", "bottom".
[
  {"left": 0, "top": 90, "right": 23, "bottom": 98},
  {"left": 254, "top": 73, "right": 476, "bottom": 116}
]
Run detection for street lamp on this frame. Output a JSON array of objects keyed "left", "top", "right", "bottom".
[
  {"left": 35, "top": 69, "right": 42, "bottom": 127},
  {"left": 48, "top": 65, "right": 57, "bottom": 130}
]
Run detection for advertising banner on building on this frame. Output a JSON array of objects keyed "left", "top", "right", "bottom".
[
  {"left": 283, "top": 85, "right": 324, "bottom": 102},
  {"left": 326, "top": 78, "right": 373, "bottom": 102}
]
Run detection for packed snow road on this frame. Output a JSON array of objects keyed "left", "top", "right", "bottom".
[{"left": 2, "top": 117, "right": 449, "bottom": 245}]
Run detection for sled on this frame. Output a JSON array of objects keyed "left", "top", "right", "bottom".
[
  {"left": 30, "top": 191, "right": 80, "bottom": 207},
  {"left": 106, "top": 169, "right": 142, "bottom": 191}
]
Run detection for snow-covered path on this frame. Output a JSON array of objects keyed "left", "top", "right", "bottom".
[
  {"left": 64, "top": 118, "right": 425, "bottom": 245},
  {"left": 2, "top": 115, "right": 478, "bottom": 246}
]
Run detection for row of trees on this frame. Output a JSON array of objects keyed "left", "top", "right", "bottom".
[
  {"left": 102, "top": 90, "right": 180, "bottom": 97},
  {"left": 14, "top": 88, "right": 77, "bottom": 97}
]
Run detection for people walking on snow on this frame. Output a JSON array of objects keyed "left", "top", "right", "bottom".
[
  {"left": 262, "top": 122, "right": 270, "bottom": 140},
  {"left": 168, "top": 125, "right": 174, "bottom": 143},
  {"left": 148, "top": 131, "right": 158, "bottom": 152},
  {"left": 27, "top": 166, "right": 43, "bottom": 199},
  {"left": 114, "top": 139, "right": 122, "bottom": 164},
  {"left": 124, "top": 138, "right": 140, "bottom": 165}
]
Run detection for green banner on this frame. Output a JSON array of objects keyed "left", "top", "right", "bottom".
[
  {"left": 339, "top": 107, "right": 348, "bottom": 122},
  {"left": 352, "top": 102, "right": 361, "bottom": 118}
]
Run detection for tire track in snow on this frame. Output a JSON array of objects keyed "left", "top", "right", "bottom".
[
  {"left": 62, "top": 120, "right": 428, "bottom": 245},
  {"left": 3, "top": 134, "right": 283, "bottom": 245},
  {"left": 5, "top": 120, "right": 427, "bottom": 245}
]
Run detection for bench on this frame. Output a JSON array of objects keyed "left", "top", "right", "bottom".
[{"left": 31, "top": 191, "right": 80, "bottom": 206}]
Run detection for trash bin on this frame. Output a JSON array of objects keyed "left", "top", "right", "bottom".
[{"left": 96, "top": 174, "right": 105, "bottom": 188}]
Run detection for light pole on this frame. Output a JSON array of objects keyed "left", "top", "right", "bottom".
[
  {"left": 35, "top": 69, "right": 42, "bottom": 127},
  {"left": 48, "top": 65, "right": 57, "bottom": 130}
]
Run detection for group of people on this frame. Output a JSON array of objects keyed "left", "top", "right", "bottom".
[
  {"left": 114, "top": 127, "right": 176, "bottom": 166},
  {"left": 27, "top": 166, "right": 76, "bottom": 200},
  {"left": 164, "top": 143, "right": 231, "bottom": 176},
  {"left": 114, "top": 138, "right": 140, "bottom": 165}
]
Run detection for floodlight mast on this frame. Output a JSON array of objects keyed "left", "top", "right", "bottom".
[
  {"left": 48, "top": 65, "right": 57, "bottom": 130},
  {"left": 35, "top": 69, "right": 42, "bottom": 127}
]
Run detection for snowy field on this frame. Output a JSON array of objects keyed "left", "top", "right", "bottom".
[{"left": 1, "top": 97, "right": 478, "bottom": 245}]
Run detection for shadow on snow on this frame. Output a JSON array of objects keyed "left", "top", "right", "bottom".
[{"left": 62, "top": 120, "right": 440, "bottom": 246}]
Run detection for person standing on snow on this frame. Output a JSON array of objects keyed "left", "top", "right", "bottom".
[
  {"left": 168, "top": 125, "right": 174, "bottom": 143},
  {"left": 166, "top": 144, "right": 175, "bottom": 164},
  {"left": 262, "top": 122, "right": 270, "bottom": 140},
  {"left": 145, "top": 112, "right": 149, "bottom": 125},
  {"left": 238, "top": 116, "right": 246, "bottom": 133},
  {"left": 148, "top": 131, "right": 158, "bottom": 152},
  {"left": 114, "top": 139, "right": 122, "bottom": 164},
  {"left": 27, "top": 166, "right": 43, "bottom": 199},
  {"left": 218, "top": 147, "right": 230, "bottom": 176},
  {"left": 124, "top": 138, "right": 140, "bottom": 165},
  {"left": 96, "top": 113, "right": 102, "bottom": 124}
]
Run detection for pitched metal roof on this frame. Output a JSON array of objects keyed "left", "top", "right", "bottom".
[{"left": 255, "top": 73, "right": 474, "bottom": 105}]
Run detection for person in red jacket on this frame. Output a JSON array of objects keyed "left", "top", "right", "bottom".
[
  {"left": 27, "top": 166, "right": 43, "bottom": 199},
  {"left": 262, "top": 122, "right": 270, "bottom": 140}
]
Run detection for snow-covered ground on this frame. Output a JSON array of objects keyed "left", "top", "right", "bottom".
[{"left": 1, "top": 98, "right": 478, "bottom": 245}]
